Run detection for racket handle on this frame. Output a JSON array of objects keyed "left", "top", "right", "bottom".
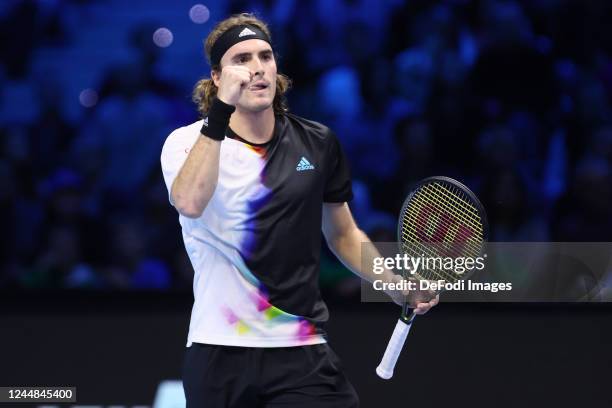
[{"left": 376, "top": 318, "right": 414, "bottom": 380}]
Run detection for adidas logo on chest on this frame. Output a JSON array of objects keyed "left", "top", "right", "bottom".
[{"left": 296, "top": 156, "right": 315, "bottom": 171}]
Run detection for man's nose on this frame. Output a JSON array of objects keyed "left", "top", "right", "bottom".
[{"left": 250, "top": 57, "right": 264, "bottom": 76}]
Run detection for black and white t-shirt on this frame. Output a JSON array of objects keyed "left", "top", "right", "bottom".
[{"left": 161, "top": 112, "right": 352, "bottom": 347}]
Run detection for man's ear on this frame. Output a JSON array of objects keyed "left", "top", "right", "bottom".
[{"left": 211, "top": 69, "right": 221, "bottom": 87}]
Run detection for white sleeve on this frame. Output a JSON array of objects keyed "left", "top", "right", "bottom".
[{"left": 160, "top": 127, "right": 197, "bottom": 206}]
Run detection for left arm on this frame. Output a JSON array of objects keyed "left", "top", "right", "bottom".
[
  {"left": 322, "top": 202, "right": 438, "bottom": 314},
  {"left": 322, "top": 202, "right": 392, "bottom": 285}
]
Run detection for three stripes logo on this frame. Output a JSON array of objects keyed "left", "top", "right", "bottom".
[
  {"left": 203, "top": 117, "right": 208, "bottom": 127},
  {"left": 238, "top": 27, "right": 256, "bottom": 37},
  {"left": 296, "top": 157, "right": 315, "bottom": 171}
]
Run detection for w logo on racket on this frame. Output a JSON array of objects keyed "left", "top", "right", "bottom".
[{"left": 415, "top": 203, "right": 476, "bottom": 243}]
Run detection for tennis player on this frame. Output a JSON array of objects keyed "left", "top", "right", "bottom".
[{"left": 161, "top": 13, "right": 438, "bottom": 407}]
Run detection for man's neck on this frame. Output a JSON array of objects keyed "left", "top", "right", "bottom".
[{"left": 228, "top": 107, "right": 275, "bottom": 144}]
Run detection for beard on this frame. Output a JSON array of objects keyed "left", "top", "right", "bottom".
[
  {"left": 237, "top": 83, "right": 276, "bottom": 113},
  {"left": 242, "top": 98, "right": 273, "bottom": 112}
]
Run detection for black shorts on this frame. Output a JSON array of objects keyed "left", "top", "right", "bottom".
[{"left": 182, "top": 343, "right": 359, "bottom": 408}]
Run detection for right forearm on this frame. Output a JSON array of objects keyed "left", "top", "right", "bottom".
[
  {"left": 171, "top": 135, "right": 221, "bottom": 218},
  {"left": 172, "top": 97, "right": 236, "bottom": 218}
]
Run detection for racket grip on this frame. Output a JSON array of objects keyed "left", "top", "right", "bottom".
[{"left": 376, "top": 318, "right": 413, "bottom": 380}]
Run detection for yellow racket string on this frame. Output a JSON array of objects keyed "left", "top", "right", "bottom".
[{"left": 400, "top": 181, "right": 485, "bottom": 283}]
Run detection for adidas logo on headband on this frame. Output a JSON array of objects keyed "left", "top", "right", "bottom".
[
  {"left": 238, "top": 27, "right": 256, "bottom": 37},
  {"left": 210, "top": 25, "right": 271, "bottom": 66}
]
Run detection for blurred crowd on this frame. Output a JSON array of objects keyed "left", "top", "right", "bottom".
[{"left": 1, "top": 0, "right": 611, "bottom": 291}]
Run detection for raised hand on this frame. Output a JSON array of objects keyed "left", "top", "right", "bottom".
[{"left": 216, "top": 65, "right": 253, "bottom": 106}]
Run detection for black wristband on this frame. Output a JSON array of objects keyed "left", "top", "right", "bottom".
[{"left": 200, "top": 98, "right": 236, "bottom": 141}]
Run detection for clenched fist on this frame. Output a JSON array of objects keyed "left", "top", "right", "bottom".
[{"left": 216, "top": 65, "right": 253, "bottom": 106}]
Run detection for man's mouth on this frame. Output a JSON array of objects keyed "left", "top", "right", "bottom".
[{"left": 249, "top": 82, "right": 269, "bottom": 91}]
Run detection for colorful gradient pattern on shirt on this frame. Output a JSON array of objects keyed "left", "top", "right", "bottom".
[
  {"left": 221, "top": 284, "right": 319, "bottom": 341},
  {"left": 230, "top": 142, "right": 321, "bottom": 341},
  {"left": 239, "top": 142, "right": 272, "bottom": 260},
  {"left": 162, "top": 116, "right": 344, "bottom": 347}
]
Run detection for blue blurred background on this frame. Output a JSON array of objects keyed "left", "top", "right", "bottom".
[
  {"left": 2, "top": 2, "right": 612, "bottom": 406},
  {"left": 1, "top": 0, "right": 611, "bottom": 292}
]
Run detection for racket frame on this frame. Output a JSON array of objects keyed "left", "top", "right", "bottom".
[
  {"left": 396, "top": 176, "right": 489, "bottom": 320},
  {"left": 377, "top": 176, "right": 488, "bottom": 379}
]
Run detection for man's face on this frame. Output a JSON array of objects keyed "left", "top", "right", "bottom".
[{"left": 217, "top": 39, "right": 277, "bottom": 112}]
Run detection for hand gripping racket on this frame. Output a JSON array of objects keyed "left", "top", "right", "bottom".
[{"left": 376, "top": 177, "right": 488, "bottom": 379}]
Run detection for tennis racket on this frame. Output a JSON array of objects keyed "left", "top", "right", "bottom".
[{"left": 376, "top": 176, "right": 488, "bottom": 379}]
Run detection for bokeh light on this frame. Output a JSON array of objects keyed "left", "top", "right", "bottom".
[
  {"left": 153, "top": 27, "right": 174, "bottom": 48},
  {"left": 189, "top": 4, "right": 210, "bottom": 24},
  {"left": 79, "top": 88, "right": 98, "bottom": 108}
]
